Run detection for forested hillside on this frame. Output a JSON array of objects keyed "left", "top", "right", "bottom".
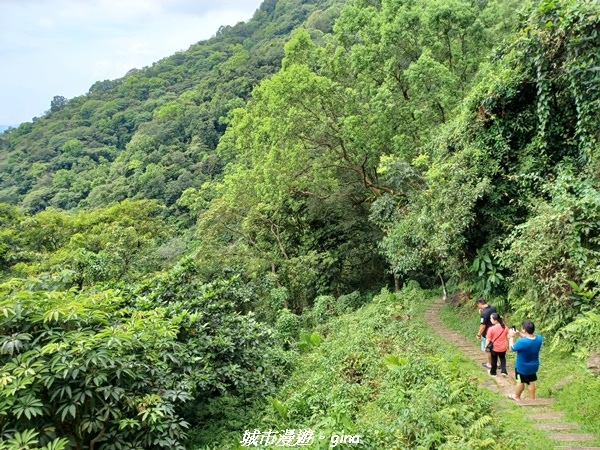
[
  {"left": 0, "top": 0, "right": 341, "bottom": 214},
  {"left": 1, "top": 0, "right": 599, "bottom": 448}
]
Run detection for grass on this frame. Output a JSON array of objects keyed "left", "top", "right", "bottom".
[
  {"left": 233, "top": 287, "right": 561, "bottom": 449},
  {"left": 432, "top": 301, "right": 556, "bottom": 450},
  {"left": 193, "top": 288, "right": 598, "bottom": 449},
  {"left": 439, "top": 300, "right": 600, "bottom": 444}
]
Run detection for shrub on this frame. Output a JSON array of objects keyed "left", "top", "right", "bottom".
[
  {"left": 334, "top": 291, "right": 363, "bottom": 314},
  {"left": 275, "top": 308, "right": 301, "bottom": 344}
]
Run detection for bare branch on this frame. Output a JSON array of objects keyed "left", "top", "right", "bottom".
[{"left": 293, "top": 189, "right": 331, "bottom": 200}]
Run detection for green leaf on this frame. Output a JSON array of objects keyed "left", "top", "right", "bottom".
[
  {"left": 383, "top": 354, "right": 408, "bottom": 369},
  {"left": 268, "top": 397, "right": 289, "bottom": 421}
]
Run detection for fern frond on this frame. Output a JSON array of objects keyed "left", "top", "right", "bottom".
[{"left": 467, "top": 415, "right": 493, "bottom": 438}]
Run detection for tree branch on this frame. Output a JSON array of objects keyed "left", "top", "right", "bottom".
[
  {"left": 90, "top": 424, "right": 107, "bottom": 450},
  {"left": 293, "top": 189, "right": 331, "bottom": 200}
]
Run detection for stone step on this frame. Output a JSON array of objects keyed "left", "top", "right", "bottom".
[
  {"left": 529, "top": 412, "right": 565, "bottom": 420},
  {"left": 486, "top": 375, "right": 514, "bottom": 382},
  {"left": 555, "top": 447, "right": 600, "bottom": 449},
  {"left": 424, "top": 303, "right": 598, "bottom": 449},
  {"left": 517, "top": 398, "right": 555, "bottom": 406},
  {"left": 549, "top": 434, "right": 597, "bottom": 442},
  {"left": 534, "top": 423, "right": 579, "bottom": 431}
]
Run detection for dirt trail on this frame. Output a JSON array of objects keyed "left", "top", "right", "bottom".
[{"left": 425, "top": 298, "right": 599, "bottom": 450}]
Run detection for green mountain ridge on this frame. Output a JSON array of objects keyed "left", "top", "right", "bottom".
[{"left": 0, "top": 0, "right": 341, "bottom": 213}]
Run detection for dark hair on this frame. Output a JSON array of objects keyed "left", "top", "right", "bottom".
[
  {"left": 522, "top": 320, "right": 535, "bottom": 334},
  {"left": 475, "top": 297, "right": 486, "bottom": 305},
  {"left": 491, "top": 312, "right": 505, "bottom": 329}
]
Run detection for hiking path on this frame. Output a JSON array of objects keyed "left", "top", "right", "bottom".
[{"left": 425, "top": 298, "right": 599, "bottom": 450}]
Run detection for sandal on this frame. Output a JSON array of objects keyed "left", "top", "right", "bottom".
[{"left": 507, "top": 394, "right": 520, "bottom": 401}]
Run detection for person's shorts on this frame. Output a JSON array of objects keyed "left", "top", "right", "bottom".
[
  {"left": 481, "top": 337, "right": 487, "bottom": 352},
  {"left": 515, "top": 370, "right": 537, "bottom": 384}
]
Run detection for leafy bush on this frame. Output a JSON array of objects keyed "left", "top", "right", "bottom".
[
  {"left": 0, "top": 430, "right": 69, "bottom": 450},
  {"left": 0, "top": 264, "right": 289, "bottom": 448},
  {"left": 552, "top": 311, "right": 600, "bottom": 356},
  {"left": 0, "top": 281, "right": 190, "bottom": 448},
  {"left": 334, "top": 291, "right": 364, "bottom": 315},
  {"left": 500, "top": 172, "right": 600, "bottom": 334},
  {"left": 304, "top": 295, "right": 335, "bottom": 327},
  {"left": 275, "top": 308, "right": 301, "bottom": 344},
  {"left": 238, "top": 286, "right": 520, "bottom": 449}
]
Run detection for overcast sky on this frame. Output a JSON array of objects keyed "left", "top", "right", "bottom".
[{"left": 0, "top": 0, "right": 264, "bottom": 126}]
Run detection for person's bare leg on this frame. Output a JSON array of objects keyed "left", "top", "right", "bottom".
[
  {"left": 527, "top": 382, "right": 536, "bottom": 400},
  {"left": 515, "top": 383, "right": 524, "bottom": 400},
  {"left": 481, "top": 339, "right": 491, "bottom": 368}
]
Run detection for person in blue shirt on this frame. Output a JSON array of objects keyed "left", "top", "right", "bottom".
[{"left": 507, "top": 319, "right": 543, "bottom": 401}]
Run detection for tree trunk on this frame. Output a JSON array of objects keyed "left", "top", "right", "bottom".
[
  {"left": 271, "top": 262, "right": 281, "bottom": 287},
  {"left": 90, "top": 425, "right": 106, "bottom": 450},
  {"left": 439, "top": 273, "right": 448, "bottom": 302}
]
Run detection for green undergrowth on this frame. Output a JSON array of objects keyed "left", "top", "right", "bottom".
[
  {"left": 440, "top": 301, "right": 600, "bottom": 442},
  {"left": 203, "top": 285, "right": 560, "bottom": 449}
]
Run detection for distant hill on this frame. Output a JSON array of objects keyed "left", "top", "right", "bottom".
[
  {"left": 0, "top": 125, "right": 14, "bottom": 134},
  {"left": 0, "top": 0, "right": 342, "bottom": 213}
]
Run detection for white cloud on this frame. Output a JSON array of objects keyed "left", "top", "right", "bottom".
[{"left": 0, "top": 0, "right": 264, "bottom": 124}]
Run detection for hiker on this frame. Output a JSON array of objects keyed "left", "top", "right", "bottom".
[
  {"left": 475, "top": 298, "right": 496, "bottom": 369},
  {"left": 485, "top": 312, "right": 509, "bottom": 377},
  {"left": 508, "top": 319, "right": 543, "bottom": 401}
]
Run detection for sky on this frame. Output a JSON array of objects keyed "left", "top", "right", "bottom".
[{"left": 0, "top": 0, "right": 264, "bottom": 126}]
